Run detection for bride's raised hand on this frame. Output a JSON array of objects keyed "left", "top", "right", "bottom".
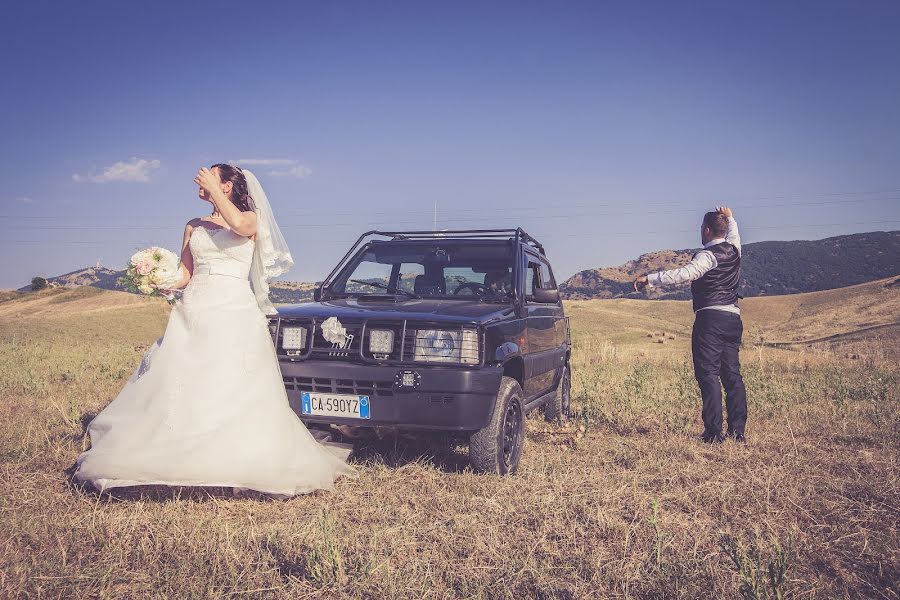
[{"left": 194, "top": 167, "right": 223, "bottom": 197}]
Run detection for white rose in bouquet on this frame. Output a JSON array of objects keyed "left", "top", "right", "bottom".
[
  {"left": 121, "top": 246, "right": 182, "bottom": 305},
  {"left": 149, "top": 267, "right": 177, "bottom": 288}
]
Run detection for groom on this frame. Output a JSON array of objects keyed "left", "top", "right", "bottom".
[{"left": 634, "top": 206, "right": 748, "bottom": 443}]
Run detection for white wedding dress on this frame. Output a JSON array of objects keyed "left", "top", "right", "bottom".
[{"left": 74, "top": 226, "right": 356, "bottom": 496}]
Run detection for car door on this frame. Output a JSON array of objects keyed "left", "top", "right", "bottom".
[
  {"left": 522, "top": 251, "right": 566, "bottom": 399},
  {"left": 539, "top": 256, "right": 569, "bottom": 360}
]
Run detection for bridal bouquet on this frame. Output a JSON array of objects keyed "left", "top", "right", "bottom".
[{"left": 121, "top": 247, "right": 181, "bottom": 304}]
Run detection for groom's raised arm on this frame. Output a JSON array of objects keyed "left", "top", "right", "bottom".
[
  {"left": 634, "top": 252, "right": 716, "bottom": 291},
  {"left": 724, "top": 216, "right": 741, "bottom": 255},
  {"left": 647, "top": 253, "right": 716, "bottom": 288},
  {"left": 633, "top": 206, "right": 736, "bottom": 292}
]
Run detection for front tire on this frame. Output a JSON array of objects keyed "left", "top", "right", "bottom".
[{"left": 469, "top": 377, "right": 525, "bottom": 475}]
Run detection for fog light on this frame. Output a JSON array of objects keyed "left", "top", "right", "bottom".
[
  {"left": 395, "top": 370, "right": 421, "bottom": 389},
  {"left": 368, "top": 329, "right": 394, "bottom": 355},
  {"left": 282, "top": 326, "right": 308, "bottom": 350}
]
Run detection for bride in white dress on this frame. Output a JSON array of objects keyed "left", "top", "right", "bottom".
[{"left": 74, "top": 164, "right": 355, "bottom": 496}]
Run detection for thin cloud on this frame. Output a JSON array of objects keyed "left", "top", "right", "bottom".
[
  {"left": 231, "top": 158, "right": 296, "bottom": 167},
  {"left": 269, "top": 164, "right": 313, "bottom": 179},
  {"left": 231, "top": 158, "right": 313, "bottom": 179},
  {"left": 17, "top": 196, "right": 33, "bottom": 204},
  {"left": 73, "top": 158, "right": 161, "bottom": 183}
]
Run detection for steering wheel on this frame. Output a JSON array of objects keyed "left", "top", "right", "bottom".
[{"left": 452, "top": 282, "right": 487, "bottom": 296}]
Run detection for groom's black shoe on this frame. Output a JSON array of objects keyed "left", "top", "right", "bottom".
[
  {"left": 726, "top": 431, "right": 746, "bottom": 443},
  {"left": 701, "top": 431, "right": 724, "bottom": 444}
]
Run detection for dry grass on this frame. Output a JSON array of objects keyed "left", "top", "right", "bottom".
[
  {"left": 740, "top": 277, "right": 900, "bottom": 343},
  {"left": 0, "top": 287, "right": 898, "bottom": 599}
]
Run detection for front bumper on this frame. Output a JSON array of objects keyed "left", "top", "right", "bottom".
[{"left": 279, "top": 359, "right": 503, "bottom": 431}]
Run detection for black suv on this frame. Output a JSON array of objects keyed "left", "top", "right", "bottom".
[{"left": 269, "top": 229, "right": 571, "bottom": 475}]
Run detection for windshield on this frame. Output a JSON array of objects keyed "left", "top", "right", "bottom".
[{"left": 329, "top": 241, "right": 515, "bottom": 301}]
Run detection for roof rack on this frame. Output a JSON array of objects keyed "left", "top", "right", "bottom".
[
  {"left": 372, "top": 228, "right": 545, "bottom": 254},
  {"left": 319, "top": 228, "right": 546, "bottom": 293}
]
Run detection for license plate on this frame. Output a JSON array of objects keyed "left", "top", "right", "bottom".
[{"left": 301, "top": 391, "right": 370, "bottom": 419}]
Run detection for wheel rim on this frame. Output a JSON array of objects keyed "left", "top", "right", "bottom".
[{"left": 502, "top": 398, "right": 522, "bottom": 470}]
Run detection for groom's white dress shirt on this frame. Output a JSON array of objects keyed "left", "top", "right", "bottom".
[{"left": 646, "top": 217, "right": 742, "bottom": 315}]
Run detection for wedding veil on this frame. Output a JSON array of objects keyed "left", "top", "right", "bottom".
[{"left": 243, "top": 169, "right": 294, "bottom": 314}]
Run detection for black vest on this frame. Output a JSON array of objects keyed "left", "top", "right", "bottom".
[{"left": 690, "top": 242, "right": 741, "bottom": 311}]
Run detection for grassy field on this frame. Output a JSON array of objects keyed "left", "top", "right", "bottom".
[{"left": 1, "top": 282, "right": 898, "bottom": 599}]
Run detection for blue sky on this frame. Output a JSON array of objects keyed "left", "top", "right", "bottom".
[{"left": 2, "top": 1, "right": 899, "bottom": 288}]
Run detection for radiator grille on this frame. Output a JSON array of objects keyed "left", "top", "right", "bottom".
[
  {"left": 429, "top": 394, "right": 458, "bottom": 404},
  {"left": 282, "top": 376, "right": 395, "bottom": 397}
]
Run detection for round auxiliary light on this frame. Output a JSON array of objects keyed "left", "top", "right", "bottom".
[{"left": 425, "top": 330, "right": 456, "bottom": 357}]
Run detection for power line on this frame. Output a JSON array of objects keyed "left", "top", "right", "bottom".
[
  {"left": 8, "top": 220, "right": 899, "bottom": 245},
  {"left": 4, "top": 187, "right": 900, "bottom": 223},
  {"left": 4, "top": 196, "right": 899, "bottom": 231},
  {"left": 281, "top": 187, "right": 900, "bottom": 217}
]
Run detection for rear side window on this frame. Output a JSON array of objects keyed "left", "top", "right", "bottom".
[
  {"left": 539, "top": 259, "right": 555, "bottom": 289},
  {"left": 525, "top": 255, "right": 542, "bottom": 298}
]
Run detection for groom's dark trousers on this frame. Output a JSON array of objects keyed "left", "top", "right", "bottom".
[{"left": 691, "top": 309, "right": 747, "bottom": 437}]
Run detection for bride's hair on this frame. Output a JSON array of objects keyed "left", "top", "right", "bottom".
[{"left": 211, "top": 164, "right": 255, "bottom": 212}]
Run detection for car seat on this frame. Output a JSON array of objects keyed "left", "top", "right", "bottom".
[
  {"left": 414, "top": 273, "right": 446, "bottom": 295},
  {"left": 484, "top": 269, "right": 512, "bottom": 294}
]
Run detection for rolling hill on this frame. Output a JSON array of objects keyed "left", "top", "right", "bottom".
[
  {"left": 18, "top": 266, "right": 319, "bottom": 303},
  {"left": 17, "top": 230, "right": 899, "bottom": 304},
  {"left": 6, "top": 273, "right": 898, "bottom": 361},
  {"left": 562, "top": 275, "right": 899, "bottom": 361},
  {"left": 19, "top": 266, "right": 126, "bottom": 292},
  {"left": 561, "top": 230, "right": 900, "bottom": 300}
]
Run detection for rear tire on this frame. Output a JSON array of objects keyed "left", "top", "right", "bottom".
[
  {"left": 542, "top": 364, "right": 571, "bottom": 422},
  {"left": 469, "top": 376, "right": 525, "bottom": 475}
]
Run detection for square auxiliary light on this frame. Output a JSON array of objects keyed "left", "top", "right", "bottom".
[
  {"left": 395, "top": 369, "right": 421, "bottom": 389},
  {"left": 281, "top": 326, "right": 308, "bottom": 350},
  {"left": 368, "top": 329, "right": 394, "bottom": 355}
]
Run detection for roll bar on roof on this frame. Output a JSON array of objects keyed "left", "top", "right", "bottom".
[{"left": 318, "top": 228, "right": 546, "bottom": 294}]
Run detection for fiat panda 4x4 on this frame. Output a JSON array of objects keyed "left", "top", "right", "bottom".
[{"left": 269, "top": 229, "right": 571, "bottom": 474}]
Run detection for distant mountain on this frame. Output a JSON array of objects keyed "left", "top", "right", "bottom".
[
  {"left": 18, "top": 267, "right": 319, "bottom": 304},
  {"left": 268, "top": 281, "right": 319, "bottom": 303},
  {"left": 562, "top": 249, "right": 696, "bottom": 300},
  {"left": 560, "top": 230, "right": 900, "bottom": 300},
  {"left": 22, "top": 230, "right": 900, "bottom": 303},
  {"left": 17, "top": 266, "right": 126, "bottom": 292}
]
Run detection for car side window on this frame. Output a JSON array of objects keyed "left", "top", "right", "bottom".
[
  {"left": 524, "top": 256, "right": 542, "bottom": 300},
  {"left": 539, "top": 259, "right": 555, "bottom": 289}
]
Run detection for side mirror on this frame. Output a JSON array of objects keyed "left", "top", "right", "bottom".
[
  {"left": 313, "top": 288, "right": 322, "bottom": 302},
  {"left": 533, "top": 288, "right": 560, "bottom": 304}
]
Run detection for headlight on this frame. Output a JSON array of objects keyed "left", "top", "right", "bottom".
[
  {"left": 368, "top": 329, "right": 394, "bottom": 355},
  {"left": 414, "top": 329, "right": 479, "bottom": 364},
  {"left": 281, "top": 326, "right": 308, "bottom": 350}
]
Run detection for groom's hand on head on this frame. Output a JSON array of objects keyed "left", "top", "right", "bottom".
[{"left": 715, "top": 206, "right": 733, "bottom": 218}]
